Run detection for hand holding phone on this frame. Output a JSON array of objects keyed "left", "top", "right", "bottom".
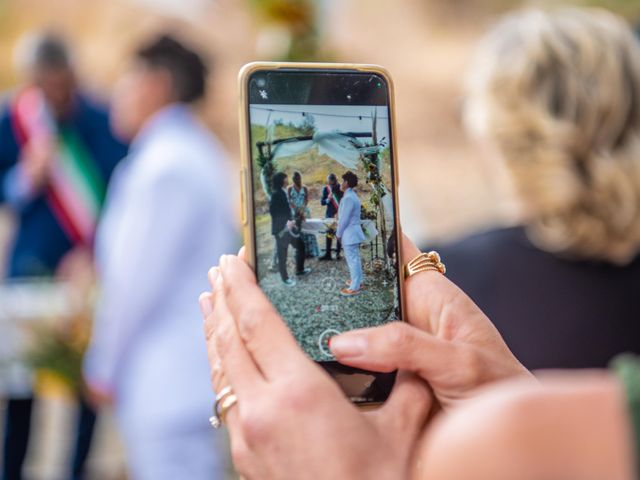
[{"left": 238, "top": 62, "right": 405, "bottom": 405}]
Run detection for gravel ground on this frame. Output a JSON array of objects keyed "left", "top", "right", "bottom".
[{"left": 257, "top": 242, "right": 398, "bottom": 361}]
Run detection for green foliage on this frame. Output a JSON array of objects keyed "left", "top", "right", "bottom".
[
  {"left": 24, "top": 323, "right": 86, "bottom": 392},
  {"left": 246, "top": 0, "right": 323, "bottom": 61}
]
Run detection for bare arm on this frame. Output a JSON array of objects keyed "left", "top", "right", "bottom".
[{"left": 414, "top": 373, "right": 635, "bottom": 480}]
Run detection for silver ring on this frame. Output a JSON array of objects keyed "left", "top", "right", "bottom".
[{"left": 209, "top": 386, "right": 237, "bottom": 429}]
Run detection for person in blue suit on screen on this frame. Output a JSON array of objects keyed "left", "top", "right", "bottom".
[{"left": 336, "top": 171, "right": 365, "bottom": 296}]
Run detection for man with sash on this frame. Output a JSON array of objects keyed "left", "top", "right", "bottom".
[
  {"left": 0, "top": 33, "right": 127, "bottom": 480},
  {"left": 320, "top": 172, "right": 343, "bottom": 261}
]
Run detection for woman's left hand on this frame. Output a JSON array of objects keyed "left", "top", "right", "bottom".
[{"left": 200, "top": 252, "right": 433, "bottom": 480}]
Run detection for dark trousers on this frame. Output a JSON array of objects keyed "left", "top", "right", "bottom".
[
  {"left": 324, "top": 236, "right": 341, "bottom": 258},
  {"left": 2, "top": 399, "right": 32, "bottom": 480},
  {"left": 276, "top": 233, "right": 305, "bottom": 281},
  {"left": 2, "top": 397, "right": 97, "bottom": 480},
  {"left": 71, "top": 398, "right": 98, "bottom": 480}
]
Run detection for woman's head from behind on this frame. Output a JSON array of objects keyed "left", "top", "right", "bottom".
[{"left": 465, "top": 7, "right": 640, "bottom": 264}]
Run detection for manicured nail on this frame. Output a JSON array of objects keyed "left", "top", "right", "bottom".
[
  {"left": 208, "top": 266, "right": 219, "bottom": 287},
  {"left": 199, "top": 292, "right": 213, "bottom": 317},
  {"left": 330, "top": 334, "right": 367, "bottom": 358}
]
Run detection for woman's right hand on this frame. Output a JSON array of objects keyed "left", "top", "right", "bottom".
[{"left": 330, "top": 234, "right": 534, "bottom": 409}]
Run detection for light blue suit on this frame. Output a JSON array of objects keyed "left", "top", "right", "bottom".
[
  {"left": 337, "top": 188, "right": 365, "bottom": 290},
  {"left": 84, "top": 105, "right": 237, "bottom": 479}
]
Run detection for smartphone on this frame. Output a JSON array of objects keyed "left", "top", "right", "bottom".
[{"left": 238, "top": 62, "right": 405, "bottom": 405}]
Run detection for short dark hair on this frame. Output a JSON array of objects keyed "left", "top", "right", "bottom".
[
  {"left": 342, "top": 171, "right": 358, "bottom": 188},
  {"left": 327, "top": 173, "right": 337, "bottom": 182},
  {"left": 32, "top": 32, "right": 71, "bottom": 71},
  {"left": 272, "top": 172, "right": 288, "bottom": 190},
  {"left": 136, "top": 35, "right": 208, "bottom": 103}
]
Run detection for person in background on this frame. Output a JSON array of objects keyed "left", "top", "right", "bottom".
[
  {"left": 270, "top": 172, "right": 309, "bottom": 286},
  {"left": 82, "top": 35, "right": 236, "bottom": 479},
  {"left": 287, "top": 170, "right": 318, "bottom": 259},
  {"left": 287, "top": 171, "right": 310, "bottom": 219},
  {"left": 435, "top": 7, "right": 640, "bottom": 371},
  {"left": 0, "top": 32, "right": 127, "bottom": 480},
  {"left": 337, "top": 171, "right": 365, "bottom": 296},
  {"left": 319, "top": 172, "right": 342, "bottom": 261}
]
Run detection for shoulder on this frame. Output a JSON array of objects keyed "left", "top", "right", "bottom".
[
  {"left": 141, "top": 120, "right": 225, "bottom": 171},
  {"left": 74, "top": 93, "right": 110, "bottom": 124},
  {"left": 0, "top": 93, "right": 16, "bottom": 128},
  {"left": 275, "top": 189, "right": 288, "bottom": 204},
  {"left": 132, "top": 136, "right": 223, "bottom": 195},
  {"left": 0, "top": 97, "right": 18, "bottom": 150},
  {"left": 428, "top": 227, "right": 534, "bottom": 292},
  {"left": 436, "top": 227, "right": 531, "bottom": 263},
  {"left": 0, "top": 103, "right": 13, "bottom": 134}
]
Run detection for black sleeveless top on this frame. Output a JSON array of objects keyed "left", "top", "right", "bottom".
[{"left": 432, "top": 227, "right": 640, "bottom": 370}]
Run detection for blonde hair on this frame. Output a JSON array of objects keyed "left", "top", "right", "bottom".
[{"left": 465, "top": 7, "right": 640, "bottom": 264}]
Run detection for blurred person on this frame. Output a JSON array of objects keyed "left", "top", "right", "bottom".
[
  {"left": 287, "top": 170, "right": 318, "bottom": 258},
  {"left": 198, "top": 233, "right": 638, "bottom": 480},
  {"left": 337, "top": 171, "right": 365, "bottom": 296},
  {"left": 270, "top": 172, "right": 308, "bottom": 286},
  {"left": 435, "top": 7, "right": 640, "bottom": 370},
  {"left": 0, "top": 32, "right": 127, "bottom": 480},
  {"left": 319, "top": 172, "right": 342, "bottom": 260},
  {"left": 82, "top": 35, "right": 236, "bottom": 480},
  {"left": 287, "top": 171, "right": 310, "bottom": 218}
]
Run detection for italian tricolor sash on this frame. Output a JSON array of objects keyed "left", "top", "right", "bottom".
[
  {"left": 326, "top": 184, "right": 340, "bottom": 211},
  {"left": 10, "top": 87, "right": 105, "bottom": 245}
]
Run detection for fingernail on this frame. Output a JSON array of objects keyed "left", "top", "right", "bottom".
[
  {"left": 208, "top": 266, "right": 219, "bottom": 286},
  {"left": 199, "top": 292, "right": 213, "bottom": 317},
  {"left": 219, "top": 255, "right": 227, "bottom": 268},
  {"left": 330, "top": 334, "right": 367, "bottom": 358}
]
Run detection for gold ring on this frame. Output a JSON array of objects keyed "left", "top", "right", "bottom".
[
  {"left": 404, "top": 251, "right": 446, "bottom": 279},
  {"left": 218, "top": 393, "right": 238, "bottom": 425},
  {"left": 209, "top": 386, "right": 238, "bottom": 428}
]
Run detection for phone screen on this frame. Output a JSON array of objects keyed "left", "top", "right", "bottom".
[{"left": 245, "top": 69, "right": 401, "bottom": 399}]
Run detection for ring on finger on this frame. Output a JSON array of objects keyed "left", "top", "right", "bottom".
[
  {"left": 209, "top": 385, "right": 238, "bottom": 429},
  {"left": 404, "top": 251, "right": 446, "bottom": 279}
]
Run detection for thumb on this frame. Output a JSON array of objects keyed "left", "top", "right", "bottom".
[{"left": 329, "top": 322, "right": 455, "bottom": 383}]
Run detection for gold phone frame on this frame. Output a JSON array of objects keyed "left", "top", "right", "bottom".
[{"left": 238, "top": 61, "right": 406, "bottom": 342}]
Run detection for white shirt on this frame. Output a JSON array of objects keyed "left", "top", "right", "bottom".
[{"left": 84, "top": 104, "right": 238, "bottom": 429}]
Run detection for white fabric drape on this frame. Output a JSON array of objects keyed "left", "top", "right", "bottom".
[{"left": 271, "top": 131, "right": 360, "bottom": 169}]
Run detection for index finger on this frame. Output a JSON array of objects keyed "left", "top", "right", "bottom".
[{"left": 219, "top": 254, "right": 312, "bottom": 381}]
